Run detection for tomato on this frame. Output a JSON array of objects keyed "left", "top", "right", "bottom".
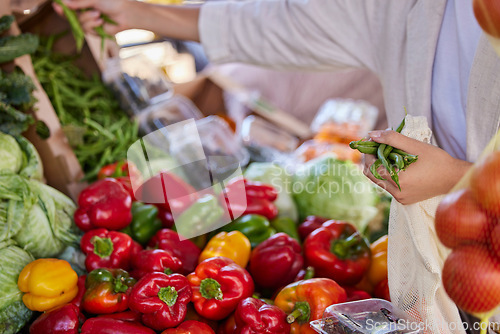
[
  {"left": 442, "top": 245, "right": 500, "bottom": 314},
  {"left": 471, "top": 151, "right": 500, "bottom": 217},
  {"left": 435, "top": 189, "right": 491, "bottom": 248},
  {"left": 474, "top": 0, "right": 500, "bottom": 38}
]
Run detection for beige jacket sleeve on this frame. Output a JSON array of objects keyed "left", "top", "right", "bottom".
[{"left": 199, "top": 0, "right": 384, "bottom": 72}]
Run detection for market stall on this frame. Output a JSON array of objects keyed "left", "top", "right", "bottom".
[{"left": 1, "top": 0, "right": 500, "bottom": 333}]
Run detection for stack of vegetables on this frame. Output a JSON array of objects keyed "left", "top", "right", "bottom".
[
  {"left": 0, "top": 132, "right": 81, "bottom": 333},
  {"left": 15, "top": 156, "right": 390, "bottom": 334}
]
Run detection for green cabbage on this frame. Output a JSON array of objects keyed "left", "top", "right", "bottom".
[
  {"left": 244, "top": 162, "right": 298, "bottom": 222},
  {"left": 0, "top": 132, "right": 43, "bottom": 180},
  {"left": 0, "top": 173, "right": 37, "bottom": 242},
  {"left": 0, "top": 239, "right": 34, "bottom": 334},
  {"left": 0, "top": 132, "right": 23, "bottom": 174},
  {"left": 14, "top": 180, "right": 79, "bottom": 258},
  {"left": 292, "top": 156, "right": 379, "bottom": 230}
]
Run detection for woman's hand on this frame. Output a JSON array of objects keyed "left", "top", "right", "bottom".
[
  {"left": 53, "top": 0, "right": 130, "bottom": 35},
  {"left": 363, "top": 130, "right": 472, "bottom": 205},
  {"left": 53, "top": 0, "right": 201, "bottom": 41}
]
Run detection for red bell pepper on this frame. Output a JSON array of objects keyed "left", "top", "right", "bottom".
[
  {"left": 274, "top": 278, "right": 347, "bottom": 334},
  {"left": 81, "top": 228, "right": 134, "bottom": 272},
  {"left": 98, "top": 310, "right": 142, "bottom": 322},
  {"left": 249, "top": 233, "right": 303, "bottom": 289},
  {"left": 30, "top": 303, "right": 85, "bottom": 334},
  {"left": 343, "top": 286, "right": 372, "bottom": 302},
  {"left": 222, "top": 178, "right": 278, "bottom": 221},
  {"left": 70, "top": 275, "right": 86, "bottom": 309},
  {"left": 129, "top": 272, "right": 193, "bottom": 331},
  {"left": 131, "top": 240, "right": 143, "bottom": 258},
  {"left": 97, "top": 160, "right": 140, "bottom": 180},
  {"left": 161, "top": 320, "right": 215, "bottom": 334},
  {"left": 74, "top": 178, "right": 132, "bottom": 232},
  {"left": 148, "top": 229, "right": 201, "bottom": 274},
  {"left": 135, "top": 172, "right": 198, "bottom": 214},
  {"left": 81, "top": 318, "right": 155, "bottom": 334},
  {"left": 216, "top": 313, "right": 237, "bottom": 334},
  {"left": 82, "top": 268, "right": 136, "bottom": 314},
  {"left": 183, "top": 303, "right": 219, "bottom": 331},
  {"left": 131, "top": 249, "right": 183, "bottom": 279},
  {"left": 374, "top": 277, "right": 391, "bottom": 301},
  {"left": 304, "top": 220, "right": 371, "bottom": 285},
  {"left": 187, "top": 257, "right": 254, "bottom": 321},
  {"left": 298, "top": 216, "right": 329, "bottom": 241},
  {"left": 234, "top": 297, "right": 290, "bottom": 334},
  {"left": 158, "top": 207, "right": 175, "bottom": 228}
]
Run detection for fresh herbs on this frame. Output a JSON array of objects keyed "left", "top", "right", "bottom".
[
  {"left": 33, "top": 39, "right": 138, "bottom": 180},
  {"left": 0, "top": 15, "right": 39, "bottom": 64}
]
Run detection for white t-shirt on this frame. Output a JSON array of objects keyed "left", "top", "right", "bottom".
[{"left": 431, "top": 0, "right": 482, "bottom": 160}]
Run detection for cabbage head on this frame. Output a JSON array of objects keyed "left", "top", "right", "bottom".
[
  {"left": 292, "top": 156, "right": 379, "bottom": 230},
  {"left": 0, "top": 132, "right": 23, "bottom": 174},
  {"left": 13, "top": 180, "right": 80, "bottom": 258},
  {"left": 0, "top": 133, "right": 43, "bottom": 180},
  {"left": 0, "top": 240, "right": 34, "bottom": 334}
]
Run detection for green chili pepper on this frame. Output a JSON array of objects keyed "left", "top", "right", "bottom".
[
  {"left": 389, "top": 152, "right": 405, "bottom": 170},
  {"left": 370, "top": 159, "right": 385, "bottom": 180},
  {"left": 218, "top": 214, "right": 276, "bottom": 248},
  {"left": 270, "top": 217, "right": 300, "bottom": 242},
  {"left": 122, "top": 202, "right": 163, "bottom": 245}
]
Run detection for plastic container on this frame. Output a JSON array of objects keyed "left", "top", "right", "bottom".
[
  {"left": 240, "top": 115, "right": 299, "bottom": 162},
  {"left": 136, "top": 95, "right": 203, "bottom": 136},
  {"left": 102, "top": 55, "right": 174, "bottom": 116},
  {"left": 310, "top": 99, "right": 379, "bottom": 144},
  {"left": 294, "top": 140, "right": 362, "bottom": 163},
  {"left": 168, "top": 116, "right": 250, "bottom": 189},
  {"left": 310, "top": 299, "right": 422, "bottom": 334}
]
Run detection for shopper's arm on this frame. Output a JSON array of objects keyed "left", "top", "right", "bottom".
[
  {"left": 57, "top": 0, "right": 201, "bottom": 41},
  {"left": 363, "top": 130, "right": 473, "bottom": 205}
]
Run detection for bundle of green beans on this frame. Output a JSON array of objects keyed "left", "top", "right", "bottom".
[
  {"left": 33, "top": 37, "right": 138, "bottom": 181},
  {"left": 349, "top": 117, "right": 418, "bottom": 190}
]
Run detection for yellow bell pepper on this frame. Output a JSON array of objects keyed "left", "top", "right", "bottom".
[
  {"left": 18, "top": 258, "right": 78, "bottom": 312},
  {"left": 199, "top": 231, "right": 251, "bottom": 268},
  {"left": 367, "top": 235, "right": 388, "bottom": 285},
  {"left": 356, "top": 235, "right": 388, "bottom": 294}
]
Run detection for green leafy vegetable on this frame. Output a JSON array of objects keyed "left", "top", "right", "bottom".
[
  {"left": 0, "top": 34, "right": 39, "bottom": 64},
  {"left": 0, "top": 68, "right": 37, "bottom": 136},
  {"left": 15, "top": 135, "right": 43, "bottom": 181},
  {"left": 292, "top": 156, "right": 380, "bottom": 231},
  {"left": 14, "top": 180, "right": 79, "bottom": 258},
  {"left": 0, "top": 15, "right": 14, "bottom": 34},
  {"left": 0, "top": 132, "right": 24, "bottom": 174},
  {"left": 0, "top": 239, "right": 34, "bottom": 334}
]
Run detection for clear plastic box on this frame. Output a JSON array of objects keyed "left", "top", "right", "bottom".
[
  {"left": 240, "top": 115, "right": 299, "bottom": 162},
  {"left": 310, "top": 299, "right": 422, "bottom": 334},
  {"left": 168, "top": 116, "right": 250, "bottom": 189},
  {"left": 136, "top": 95, "right": 203, "bottom": 136},
  {"left": 310, "top": 99, "right": 379, "bottom": 142},
  {"left": 102, "top": 55, "right": 174, "bottom": 116}
]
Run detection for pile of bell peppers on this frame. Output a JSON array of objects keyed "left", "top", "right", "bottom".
[{"left": 24, "top": 162, "right": 392, "bottom": 333}]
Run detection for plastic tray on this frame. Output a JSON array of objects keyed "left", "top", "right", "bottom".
[{"left": 310, "top": 299, "right": 422, "bottom": 334}]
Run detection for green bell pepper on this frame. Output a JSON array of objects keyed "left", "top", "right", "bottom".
[
  {"left": 175, "top": 194, "right": 224, "bottom": 238},
  {"left": 270, "top": 217, "right": 300, "bottom": 242},
  {"left": 122, "top": 202, "right": 162, "bottom": 245},
  {"left": 219, "top": 214, "right": 276, "bottom": 248}
]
